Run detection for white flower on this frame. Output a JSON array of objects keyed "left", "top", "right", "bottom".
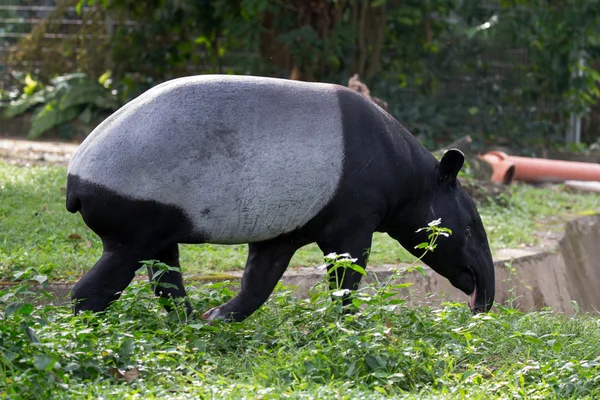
[
  {"left": 428, "top": 218, "right": 442, "bottom": 227},
  {"left": 332, "top": 289, "right": 351, "bottom": 298}
]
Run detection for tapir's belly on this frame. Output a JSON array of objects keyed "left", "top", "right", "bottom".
[{"left": 68, "top": 76, "right": 345, "bottom": 243}]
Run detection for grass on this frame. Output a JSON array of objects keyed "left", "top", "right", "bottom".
[
  {"left": 1, "top": 274, "right": 600, "bottom": 399},
  {"left": 1, "top": 160, "right": 599, "bottom": 281},
  {"left": 2, "top": 160, "right": 600, "bottom": 399}
]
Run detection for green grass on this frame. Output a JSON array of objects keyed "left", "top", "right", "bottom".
[
  {"left": 2, "top": 277, "right": 600, "bottom": 399},
  {"left": 1, "top": 160, "right": 599, "bottom": 281}
]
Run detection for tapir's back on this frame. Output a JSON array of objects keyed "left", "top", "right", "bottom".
[{"left": 68, "top": 75, "right": 345, "bottom": 243}]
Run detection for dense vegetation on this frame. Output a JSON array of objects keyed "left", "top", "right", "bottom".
[
  {"left": 2, "top": 274, "right": 600, "bottom": 399},
  {"left": 3, "top": 0, "right": 600, "bottom": 146}
]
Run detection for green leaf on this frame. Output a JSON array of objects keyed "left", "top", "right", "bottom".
[
  {"left": 3, "top": 91, "right": 47, "bottom": 119},
  {"left": 32, "top": 275, "right": 48, "bottom": 285},
  {"left": 49, "top": 72, "right": 88, "bottom": 86},
  {"left": 34, "top": 354, "right": 55, "bottom": 371},
  {"left": 24, "top": 326, "right": 40, "bottom": 344},
  {"left": 64, "top": 362, "right": 80, "bottom": 372},
  {"left": 28, "top": 104, "right": 82, "bottom": 139},
  {"left": 57, "top": 81, "right": 117, "bottom": 111},
  {"left": 365, "top": 355, "right": 386, "bottom": 370},
  {"left": 78, "top": 105, "right": 94, "bottom": 124},
  {"left": 345, "top": 361, "right": 357, "bottom": 377},
  {"left": 118, "top": 338, "right": 135, "bottom": 358},
  {"left": 373, "top": 386, "right": 387, "bottom": 395},
  {"left": 157, "top": 282, "right": 179, "bottom": 290},
  {"left": 5, "top": 302, "right": 25, "bottom": 318},
  {"left": 347, "top": 264, "right": 367, "bottom": 276},
  {"left": 17, "top": 303, "right": 34, "bottom": 316}
]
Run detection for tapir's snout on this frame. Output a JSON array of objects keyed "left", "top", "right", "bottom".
[
  {"left": 446, "top": 253, "right": 494, "bottom": 314},
  {"left": 468, "top": 253, "right": 495, "bottom": 314}
]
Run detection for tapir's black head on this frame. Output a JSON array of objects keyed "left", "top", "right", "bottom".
[{"left": 390, "top": 149, "right": 495, "bottom": 313}]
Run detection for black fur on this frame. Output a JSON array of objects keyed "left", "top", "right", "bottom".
[{"left": 67, "top": 85, "right": 495, "bottom": 320}]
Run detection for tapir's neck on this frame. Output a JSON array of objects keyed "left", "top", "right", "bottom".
[{"left": 377, "top": 127, "right": 439, "bottom": 235}]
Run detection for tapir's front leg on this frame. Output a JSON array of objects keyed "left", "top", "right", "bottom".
[
  {"left": 318, "top": 230, "right": 374, "bottom": 302},
  {"left": 201, "top": 239, "right": 305, "bottom": 322}
]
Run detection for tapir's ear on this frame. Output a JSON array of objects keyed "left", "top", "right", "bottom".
[{"left": 438, "top": 148, "right": 464, "bottom": 185}]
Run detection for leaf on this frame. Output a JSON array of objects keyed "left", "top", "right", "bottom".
[
  {"left": 28, "top": 104, "right": 82, "bottom": 139},
  {"left": 57, "top": 81, "right": 117, "bottom": 111},
  {"left": 157, "top": 282, "right": 179, "bottom": 290},
  {"left": 345, "top": 361, "right": 357, "bottom": 377},
  {"left": 373, "top": 386, "right": 387, "bottom": 395},
  {"left": 3, "top": 91, "right": 47, "bottom": 118},
  {"left": 365, "top": 355, "right": 386, "bottom": 370},
  {"left": 64, "top": 362, "right": 80, "bottom": 372},
  {"left": 347, "top": 264, "right": 367, "bottom": 276},
  {"left": 5, "top": 302, "right": 25, "bottom": 318},
  {"left": 118, "top": 337, "right": 135, "bottom": 358},
  {"left": 17, "top": 303, "right": 34, "bottom": 315},
  {"left": 34, "top": 354, "right": 55, "bottom": 370},
  {"left": 24, "top": 326, "right": 40, "bottom": 344},
  {"left": 49, "top": 72, "right": 88, "bottom": 86},
  {"left": 78, "top": 105, "right": 94, "bottom": 124},
  {"left": 32, "top": 275, "right": 48, "bottom": 286}
]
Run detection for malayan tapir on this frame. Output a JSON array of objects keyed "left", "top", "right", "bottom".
[{"left": 66, "top": 75, "right": 495, "bottom": 321}]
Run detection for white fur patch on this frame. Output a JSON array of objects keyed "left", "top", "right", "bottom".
[{"left": 69, "top": 75, "right": 345, "bottom": 243}]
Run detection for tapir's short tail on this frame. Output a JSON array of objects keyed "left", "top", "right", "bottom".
[{"left": 65, "top": 175, "right": 81, "bottom": 213}]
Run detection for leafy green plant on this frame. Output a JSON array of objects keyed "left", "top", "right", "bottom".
[
  {"left": 2, "top": 253, "right": 600, "bottom": 398},
  {"left": 320, "top": 219, "right": 450, "bottom": 317},
  {"left": 2, "top": 72, "right": 119, "bottom": 138}
]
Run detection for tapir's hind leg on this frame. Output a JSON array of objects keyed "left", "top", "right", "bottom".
[
  {"left": 146, "top": 244, "right": 192, "bottom": 314},
  {"left": 201, "top": 239, "right": 305, "bottom": 322},
  {"left": 68, "top": 176, "right": 194, "bottom": 314},
  {"left": 71, "top": 241, "right": 150, "bottom": 313}
]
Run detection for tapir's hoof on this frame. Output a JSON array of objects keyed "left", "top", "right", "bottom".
[{"left": 201, "top": 307, "right": 224, "bottom": 321}]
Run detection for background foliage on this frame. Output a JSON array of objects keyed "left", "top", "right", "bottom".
[{"left": 2, "top": 0, "right": 600, "bottom": 148}]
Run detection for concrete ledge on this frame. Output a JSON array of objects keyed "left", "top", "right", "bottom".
[
  {"left": 3, "top": 215, "right": 600, "bottom": 314},
  {"left": 261, "top": 215, "right": 600, "bottom": 314}
]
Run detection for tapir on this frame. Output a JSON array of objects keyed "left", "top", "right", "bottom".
[{"left": 66, "top": 75, "right": 495, "bottom": 321}]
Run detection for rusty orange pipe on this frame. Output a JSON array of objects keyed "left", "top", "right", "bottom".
[
  {"left": 478, "top": 152, "right": 516, "bottom": 184},
  {"left": 480, "top": 151, "right": 600, "bottom": 184}
]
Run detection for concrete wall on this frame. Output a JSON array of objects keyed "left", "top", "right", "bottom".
[{"left": 280, "top": 215, "right": 600, "bottom": 314}]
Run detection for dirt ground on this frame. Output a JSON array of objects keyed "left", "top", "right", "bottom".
[{"left": 0, "top": 138, "right": 77, "bottom": 166}]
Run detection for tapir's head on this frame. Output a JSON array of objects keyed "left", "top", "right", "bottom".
[{"left": 389, "top": 149, "right": 495, "bottom": 313}]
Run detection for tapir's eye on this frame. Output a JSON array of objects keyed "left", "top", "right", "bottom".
[{"left": 465, "top": 226, "right": 471, "bottom": 238}]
